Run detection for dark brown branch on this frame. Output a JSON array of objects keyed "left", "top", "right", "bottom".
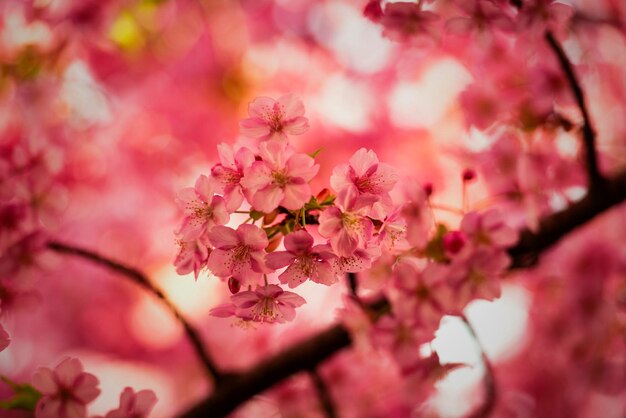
[
  {"left": 310, "top": 370, "right": 339, "bottom": 418},
  {"left": 180, "top": 325, "right": 350, "bottom": 418},
  {"left": 178, "top": 169, "right": 626, "bottom": 418},
  {"left": 459, "top": 314, "right": 496, "bottom": 418},
  {"left": 544, "top": 30, "right": 605, "bottom": 189},
  {"left": 46, "top": 241, "right": 225, "bottom": 384}
]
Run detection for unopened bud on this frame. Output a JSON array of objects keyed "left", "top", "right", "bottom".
[
  {"left": 423, "top": 183, "right": 433, "bottom": 197},
  {"left": 228, "top": 277, "right": 241, "bottom": 294},
  {"left": 443, "top": 231, "right": 466, "bottom": 255},
  {"left": 316, "top": 188, "right": 331, "bottom": 202},
  {"left": 363, "top": 0, "right": 383, "bottom": 21},
  {"left": 462, "top": 169, "right": 476, "bottom": 182},
  {"left": 263, "top": 210, "right": 279, "bottom": 225}
]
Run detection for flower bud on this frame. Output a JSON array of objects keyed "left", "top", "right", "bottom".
[
  {"left": 266, "top": 235, "right": 283, "bottom": 253},
  {"left": 443, "top": 231, "right": 466, "bottom": 255},
  {"left": 462, "top": 169, "right": 476, "bottom": 182},
  {"left": 228, "top": 277, "right": 241, "bottom": 294}
]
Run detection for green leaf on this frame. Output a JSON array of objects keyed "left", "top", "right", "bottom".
[
  {"left": 309, "top": 148, "right": 323, "bottom": 158},
  {"left": 0, "top": 377, "right": 41, "bottom": 411},
  {"left": 249, "top": 210, "right": 265, "bottom": 221}
]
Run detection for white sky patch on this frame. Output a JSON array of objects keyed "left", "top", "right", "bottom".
[
  {"left": 60, "top": 60, "right": 112, "bottom": 127},
  {"left": 430, "top": 284, "right": 531, "bottom": 416},
  {"left": 308, "top": 1, "right": 394, "bottom": 74},
  {"left": 313, "top": 74, "right": 374, "bottom": 132},
  {"left": 388, "top": 58, "right": 472, "bottom": 128}
]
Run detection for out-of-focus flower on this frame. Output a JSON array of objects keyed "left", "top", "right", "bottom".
[
  {"left": 239, "top": 94, "right": 309, "bottom": 142},
  {"left": 102, "top": 387, "right": 157, "bottom": 418},
  {"left": 32, "top": 358, "right": 100, "bottom": 418}
]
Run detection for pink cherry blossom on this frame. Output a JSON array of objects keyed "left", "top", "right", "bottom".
[
  {"left": 241, "top": 141, "right": 319, "bottom": 213},
  {"left": 206, "top": 224, "right": 268, "bottom": 287},
  {"left": 332, "top": 244, "right": 381, "bottom": 276},
  {"left": 330, "top": 148, "right": 398, "bottom": 219},
  {"left": 265, "top": 230, "right": 337, "bottom": 288},
  {"left": 104, "top": 387, "right": 157, "bottom": 418},
  {"left": 176, "top": 174, "right": 229, "bottom": 241},
  {"left": 173, "top": 236, "right": 211, "bottom": 280},
  {"left": 230, "top": 284, "right": 306, "bottom": 323},
  {"left": 378, "top": 1, "right": 440, "bottom": 44},
  {"left": 32, "top": 357, "right": 101, "bottom": 418},
  {"left": 210, "top": 144, "right": 255, "bottom": 212},
  {"left": 318, "top": 188, "right": 375, "bottom": 257},
  {"left": 239, "top": 94, "right": 309, "bottom": 142},
  {"left": 460, "top": 209, "right": 518, "bottom": 249}
]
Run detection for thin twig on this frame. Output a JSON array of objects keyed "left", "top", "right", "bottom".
[
  {"left": 310, "top": 370, "right": 339, "bottom": 418},
  {"left": 178, "top": 169, "right": 626, "bottom": 418},
  {"left": 544, "top": 30, "right": 605, "bottom": 189},
  {"left": 46, "top": 241, "right": 225, "bottom": 384},
  {"left": 459, "top": 314, "right": 497, "bottom": 418}
]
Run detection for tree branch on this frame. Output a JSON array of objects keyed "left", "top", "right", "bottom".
[
  {"left": 544, "top": 30, "right": 605, "bottom": 189},
  {"left": 46, "top": 241, "right": 226, "bottom": 384},
  {"left": 177, "top": 169, "right": 626, "bottom": 418},
  {"left": 310, "top": 370, "right": 339, "bottom": 418},
  {"left": 459, "top": 314, "right": 496, "bottom": 418}
]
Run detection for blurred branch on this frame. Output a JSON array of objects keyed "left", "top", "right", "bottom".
[
  {"left": 46, "top": 241, "right": 225, "bottom": 384},
  {"left": 459, "top": 314, "right": 496, "bottom": 418},
  {"left": 310, "top": 370, "right": 339, "bottom": 418},
  {"left": 178, "top": 168, "right": 626, "bottom": 418},
  {"left": 544, "top": 30, "right": 605, "bottom": 189}
]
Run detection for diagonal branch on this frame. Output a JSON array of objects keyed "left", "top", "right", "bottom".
[
  {"left": 178, "top": 169, "right": 626, "bottom": 418},
  {"left": 46, "top": 241, "right": 226, "bottom": 384},
  {"left": 310, "top": 370, "right": 339, "bottom": 418},
  {"left": 544, "top": 30, "right": 605, "bottom": 189}
]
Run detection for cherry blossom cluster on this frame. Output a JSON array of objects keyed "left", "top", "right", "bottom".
[{"left": 174, "top": 93, "right": 519, "bottom": 377}]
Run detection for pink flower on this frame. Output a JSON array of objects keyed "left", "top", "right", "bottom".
[
  {"left": 210, "top": 144, "right": 255, "bottom": 212},
  {"left": 239, "top": 94, "right": 310, "bottom": 142},
  {"left": 379, "top": 1, "right": 440, "bottom": 44},
  {"left": 176, "top": 174, "right": 229, "bottom": 241},
  {"left": 332, "top": 244, "right": 381, "bottom": 275},
  {"left": 318, "top": 188, "right": 375, "bottom": 257},
  {"left": 173, "top": 236, "right": 210, "bottom": 279},
  {"left": 330, "top": 148, "right": 398, "bottom": 219},
  {"left": 0, "top": 322, "right": 9, "bottom": 352},
  {"left": 104, "top": 387, "right": 157, "bottom": 418},
  {"left": 206, "top": 224, "right": 268, "bottom": 287},
  {"left": 400, "top": 181, "right": 433, "bottom": 250},
  {"left": 241, "top": 141, "right": 319, "bottom": 213},
  {"left": 230, "top": 284, "right": 306, "bottom": 323},
  {"left": 32, "top": 358, "right": 101, "bottom": 418},
  {"left": 266, "top": 230, "right": 337, "bottom": 288},
  {"left": 460, "top": 209, "right": 518, "bottom": 249}
]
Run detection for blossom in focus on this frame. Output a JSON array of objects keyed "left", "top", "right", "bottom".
[
  {"left": 318, "top": 188, "right": 375, "bottom": 257},
  {"left": 210, "top": 144, "right": 256, "bottom": 212},
  {"left": 206, "top": 224, "right": 268, "bottom": 287},
  {"left": 176, "top": 174, "right": 229, "bottom": 241},
  {"left": 32, "top": 357, "right": 100, "bottom": 418},
  {"left": 266, "top": 230, "right": 337, "bottom": 288},
  {"left": 103, "top": 387, "right": 157, "bottom": 418},
  {"left": 230, "top": 284, "right": 306, "bottom": 323},
  {"left": 330, "top": 148, "right": 398, "bottom": 219},
  {"left": 241, "top": 141, "right": 319, "bottom": 213},
  {"left": 239, "top": 94, "right": 310, "bottom": 142},
  {"left": 173, "top": 236, "right": 211, "bottom": 280}
]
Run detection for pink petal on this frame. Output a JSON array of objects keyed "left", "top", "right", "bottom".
[
  {"left": 73, "top": 373, "right": 100, "bottom": 403},
  {"left": 206, "top": 249, "right": 233, "bottom": 277},
  {"left": 237, "top": 224, "right": 269, "bottom": 250},
  {"left": 207, "top": 226, "right": 239, "bottom": 249},
  {"left": 329, "top": 164, "right": 352, "bottom": 193},
  {"left": 133, "top": 389, "right": 158, "bottom": 415},
  {"left": 239, "top": 118, "right": 271, "bottom": 137},
  {"left": 0, "top": 324, "right": 9, "bottom": 352},
  {"left": 36, "top": 397, "right": 63, "bottom": 418},
  {"left": 284, "top": 230, "right": 314, "bottom": 254},
  {"left": 277, "top": 291, "right": 306, "bottom": 307},
  {"left": 279, "top": 262, "right": 309, "bottom": 288},
  {"left": 349, "top": 148, "right": 378, "bottom": 177},
  {"left": 317, "top": 207, "right": 342, "bottom": 237},
  {"left": 54, "top": 358, "right": 82, "bottom": 388},
  {"left": 248, "top": 96, "right": 276, "bottom": 119},
  {"left": 64, "top": 400, "right": 86, "bottom": 418},
  {"left": 32, "top": 368, "right": 58, "bottom": 395},
  {"left": 281, "top": 182, "right": 310, "bottom": 210},
  {"left": 283, "top": 116, "right": 309, "bottom": 135},
  {"left": 194, "top": 174, "right": 215, "bottom": 202},
  {"left": 209, "top": 303, "right": 237, "bottom": 318},
  {"left": 286, "top": 153, "right": 319, "bottom": 181},
  {"left": 333, "top": 229, "right": 358, "bottom": 258},
  {"left": 251, "top": 185, "right": 284, "bottom": 213},
  {"left": 216, "top": 143, "right": 235, "bottom": 167},
  {"left": 266, "top": 251, "right": 297, "bottom": 269},
  {"left": 241, "top": 162, "right": 273, "bottom": 192},
  {"left": 277, "top": 94, "right": 305, "bottom": 119}
]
